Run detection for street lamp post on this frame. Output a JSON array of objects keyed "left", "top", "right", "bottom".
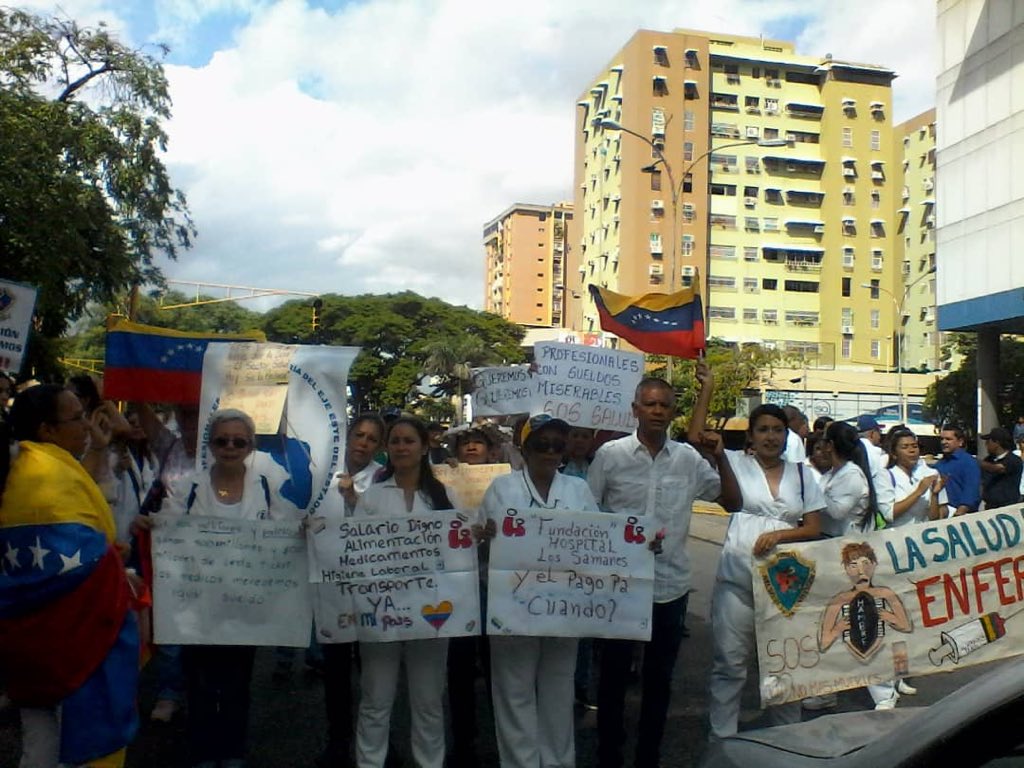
[
  {"left": 597, "top": 119, "right": 786, "bottom": 343},
  {"left": 860, "top": 267, "right": 936, "bottom": 424}
]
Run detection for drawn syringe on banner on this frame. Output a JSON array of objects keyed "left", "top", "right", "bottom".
[{"left": 928, "top": 605, "right": 1024, "bottom": 666}]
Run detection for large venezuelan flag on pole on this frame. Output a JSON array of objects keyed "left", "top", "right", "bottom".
[
  {"left": 103, "top": 318, "right": 265, "bottom": 404},
  {"left": 589, "top": 277, "right": 706, "bottom": 358}
]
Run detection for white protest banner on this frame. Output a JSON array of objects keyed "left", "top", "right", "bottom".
[
  {"left": 198, "top": 343, "right": 359, "bottom": 515},
  {"left": 0, "top": 279, "right": 38, "bottom": 375},
  {"left": 152, "top": 515, "right": 312, "bottom": 646},
  {"left": 470, "top": 366, "right": 540, "bottom": 417},
  {"left": 487, "top": 509, "right": 654, "bottom": 640},
  {"left": 532, "top": 342, "right": 643, "bottom": 431},
  {"left": 753, "top": 503, "right": 1024, "bottom": 706},
  {"left": 308, "top": 510, "right": 481, "bottom": 642},
  {"left": 432, "top": 463, "right": 512, "bottom": 510},
  {"left": 217, "top": 343, "right": 295, "bottom": 434}
]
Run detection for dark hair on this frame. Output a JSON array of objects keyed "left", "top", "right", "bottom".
[
  {"left": 379, "top": 416, "right": 452, "bottom": 510},
  {"left": 886, "top": 427, "right": 917, "bottom": 465},
  {"left": 2, "top": 385, "right": 66, "bottom": 494},
  {"left": 782, "top": 405, "right": 806, "bottom": 428},
  {"left": 825, "top": 421, "right": 879, "bottom": 530},
  {"left": 67, "top": 375, "right": 103, "bottom": 413},
  {"left": 747, "top": 404, "right": 788, "bottom": 434},
  {"left": 941, "top": 423, "right": 966, "bottom": 442},
  {"left": 812, "top": 416, "right": 833, "bottom": 433},
  {"left": 349, "top": 413, "right": 386, "bottom": 445}
]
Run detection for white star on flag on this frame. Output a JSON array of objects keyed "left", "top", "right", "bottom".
[
  {"left": 59, "top": 549, "right": 83, "bottom": 574},
  {"left": 3, "top": 542, "right": 19, "bottom": 571},
  {"left": 29, "top": 536, "right": 50, "bottom": 569}
]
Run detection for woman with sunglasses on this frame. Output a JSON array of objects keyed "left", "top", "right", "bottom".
[
  {"left": 154, "top": 408, "right": 299, "bottom": 768},
  {"left": 479, "top": 413, "right": 599, "bottom": 768},
  {"left": 708, "top": 403, "right": 825, "bottom": 739},
  {"left": 353, "top": 416, "right": 457, "bottom": 768},
  {"left": 886, "top": 427, "right": 947, "bottom": 526}
]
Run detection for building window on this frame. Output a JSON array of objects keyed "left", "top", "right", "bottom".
[
  {"left": 745, "top": 95, "right": 760, "bottom": 110},
  {"left": 710, "top": 244, "right": 737, "bottom": 260},
  {"left": 843, "top": 247, "right": 855, "bottom": 268},
  {"left": 762, "top": 217, "right": 779, "bottom": 232},
  {"left": 743, "top": 277, "right": 759, "bottom": 292},
  {"left": 763, "top": 127, "right": 779, "bottom": 139},
  {"left": 784, "top": 280, "right": 820, "bottom": 293},
  {"left": 744, "top": 246, "right": 759, "bottom": 262},
  {"left": 708, "top": 306, "right": 736, "bottom": 320},
  {"left": 681, "top": 235, "right": 694, "bottom": 255},
  {"left": 709, "top": 213, "right": 736, "bottom": 229},
  {"left": 682, "top": 203, "right": 695, "bottom": 222},
  {"left": 745, "top": 156, "right": 761, "bottom": 173},
  {"left": 871, "top": 190, "right": 881, "bottom": 209},
  {"left": 842, "top": 307, "right": 854, "bottom": 326},
  {"left": 708, "top": 276, "right": 736, "bottom": 290},
  {"left": 685, "top": 49, "right": 699, "bottom": 68},
  {"left": 871, "top": 221, "right": 885, "bottom": 238},
  {"left": 765, "top": 97, "right": 779, "bottom": 114},
  {"left": 763, "top": 309, "right": 778, "bottom": 324},
  {"left": 683, "top": 141, "right": 694, "bottom": 161},
  {"left": 871, "top": 249, "right": 883, "bottom": 270},
  {"left": 743, "top": 307, "right": 758, "bottom": 321},
  {"left": 870, "top": 309, "right": 880, "bottom": 329},
  {"left": 870, "top": 130, "right": 881, "bottom": 150},
  {"left": 684, "top": 110, "right": 695, "bottom": 131},
  {"left": 683, "top": 173, "right": 693, "bottom": 193},
  {"left": 842, "top": 127, "right": 853, "bottom": 148},
  {"left": 871, "top": 339, "right": 881, "bottom": 359},
  {"left": 869, "top": 279, "right": 880, "bottom": 299},
  {"left": 842, "top": 337, "right": 852, "bottom": 358},
  {"left": 843, "top": 219, "right": 857, "bottom": 236},
  {"left": 650, "top": 170, "right": 662, "bottom": 191},
  {"left": 710, "top": 182, "right": 737, "bottom": 196},
  {"left": 652, "top": 76, "right": 669, "bottom": 96},
  {"left": 762, "top": 278, "right": 778, "bottom": 291},
  {"left": 785, "top": 310, "right": 819, "bottom": 326},
  {"left": 725, "top": 64, "right": 740, "bottom": 84},
  {"left": 653, "top": 46, "right": 669, "bottom": 67},
  {"left": 842, "top": 277, "right": 851, "bottom": 297},
  {"left": 843, "top": 188, "right": 855, "bottom": 206},
  {"left": 744, "top": 216, "right": 759, "bottom": 231}
]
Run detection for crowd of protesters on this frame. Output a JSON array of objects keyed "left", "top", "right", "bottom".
[{"left": 2, "top": 366, "right": 1024, "bottom": 768}]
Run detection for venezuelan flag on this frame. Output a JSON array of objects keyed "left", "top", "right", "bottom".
[
  {"left": 103, "top": 318, "right": 265, "bottom": 404},
  {"left": 589, "top": 279, "right": 706, "bottom": 358}
]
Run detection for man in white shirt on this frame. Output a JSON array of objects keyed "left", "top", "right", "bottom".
[
  {"left": 857, "top": 414, "right": 888, "bottom": 474},
  {"left": 588, "top": 376, "right": 741, "bottom": 768},
  {"left": 782, "top": 405, "right": 808, "bottom": 463}
]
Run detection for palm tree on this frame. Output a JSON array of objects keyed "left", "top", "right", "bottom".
[{"left": 421, "top": 336, "right": 497, "bottom": 424}]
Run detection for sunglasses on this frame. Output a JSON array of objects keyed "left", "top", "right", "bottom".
[
  {"left": 531, "top": 438, "right": 567, "bottom": 454},
  {"left": 212, "top": 436, "right": 250, "bottom": 449}
]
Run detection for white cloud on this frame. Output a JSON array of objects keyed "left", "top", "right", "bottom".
[{"left": 21, "top": 0, "right": 941, "bottom": 311}]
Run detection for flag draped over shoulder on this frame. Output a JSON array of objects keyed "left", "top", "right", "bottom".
[
  {"left": 0, "top": 441, "right": 139, "bottom": 766},
  {"left": 103, "top": 318, "right": 266, "bottom": 404},
  {"left": 588, "top": 279, "right": 706, "bottom": 358}
]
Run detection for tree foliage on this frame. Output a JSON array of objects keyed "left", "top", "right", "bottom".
[
  {"left": 0, "top": 8, "right": 192, "bottom": 375},
  {"left": 924, "top": 333, "right": 1024, "bottom": 435},
  {"left": 262, "top": 292, "right": 525, "bottom": 412}
]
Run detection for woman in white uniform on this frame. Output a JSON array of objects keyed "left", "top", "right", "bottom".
[
  {"left": 480, "top": 413, "right": 598, "bottom": 768},
  {"left": 708, "top": 404, "right": 825, "bottom": 739},
  {"left": 353, "top": 416, "right": 455, "bottom": 768},
  {"left": 817, "top": 420, "right": 898, "bottom": 710},
  {"left": 885, "top": 427, "right": 947, "bottom": 527}
]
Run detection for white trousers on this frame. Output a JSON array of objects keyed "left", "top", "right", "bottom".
[
  {"left": 355, "top": 639, "right": 448, "bottom": 768},
  {"left": 490, "top": 635, "right": 577, "bottom": 768},
  {"left": 868, "top": 681, "right": 897, "bottom": 704},
  {"left": 708, "top": 580, "right": 801, "bottom": 739}
]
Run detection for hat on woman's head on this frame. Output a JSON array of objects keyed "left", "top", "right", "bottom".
[{"left": 520, "top": 413, "right": 571, "bottom": 447}]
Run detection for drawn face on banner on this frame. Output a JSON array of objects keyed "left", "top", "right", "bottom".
[{"left": 843, "top": 555, "right": 876, "bottom": 588}]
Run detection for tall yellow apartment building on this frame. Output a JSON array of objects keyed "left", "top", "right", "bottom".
[
  {"left": 483, "top": 202, "right": 576, "bottom": 328},
  {"left": 896, "top": 110, "right": 943, "bottom": 371},
  {"left": 569, "top": 29, "right": 904, "bottom": 368}
]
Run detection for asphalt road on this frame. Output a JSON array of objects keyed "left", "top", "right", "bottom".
[{"left": 0, "top": 513, "right": 988, "bottom": 768}]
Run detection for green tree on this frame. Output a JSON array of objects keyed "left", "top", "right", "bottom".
[
  {"left": 0, "top": 9, "right": 192, "bottom": 376},
  {"left": 262, "top": 292, "right": 525, "bottom": 413},
  {"left": 925, "top": 333, "right": 1024, "bottom": 435}
]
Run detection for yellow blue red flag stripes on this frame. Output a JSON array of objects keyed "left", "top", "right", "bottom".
[
  {"left": 589, "top": 280, "right": 706, "bottom": 358},
  {"left": 103, "top": 318, "right": 265, "bottom": 404}
]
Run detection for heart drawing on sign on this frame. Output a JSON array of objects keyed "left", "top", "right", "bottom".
[{"left": 422, "top": 601, "right": 454, "bottom": 630}]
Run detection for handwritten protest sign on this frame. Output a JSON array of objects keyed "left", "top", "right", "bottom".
[
  {"left": 217, "top": 343, "right": 296, "bottom": 433},
  {"left": 469, "top": 342, "right": 644, "bottom": 432},
  {"left": 487, "top": 509, "right": 654, "bottom": 640},
  {"left": 432, "top": 463, "right": 511, "bottom": 509},
  {"left": 753, "top": 503, "right": 1024, "bottom": 705},
  {"left": 308, "top": 510, "right": 481, "bottom": 642},
  {"left": 152, "top": 515, "right": 312, "bottom": 646},
  {"left": 471, "top": 366, "right": 539, "bottom": 417},
  {"left": 0, "top": 279, "right": 38, "bottom": 375}
]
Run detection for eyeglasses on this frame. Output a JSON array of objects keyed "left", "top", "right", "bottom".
[
  {"left": 212, "top": 436, "right": 250, "bottom": 449},
  {"left": 531, "top": 438, "right": 567, "bottom": 454}
]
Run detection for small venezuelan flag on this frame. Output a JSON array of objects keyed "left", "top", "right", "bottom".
[
  {"left": 103, "top": 318, "right": 265, "bottom": 404},
  {"left": 589, "top": 279, "right": 706, "bottom": 358}
]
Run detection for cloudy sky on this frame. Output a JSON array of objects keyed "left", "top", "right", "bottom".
[{"left": 20, "top": 0, "right": 937, "bottom": 311}]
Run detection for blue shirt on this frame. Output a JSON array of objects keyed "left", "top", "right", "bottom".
[{"left": 936, "top": 448, "right": 981, "bottom": 512}]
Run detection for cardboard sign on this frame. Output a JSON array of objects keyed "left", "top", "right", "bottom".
[
  {"left": 152, "top": 515, "right": 312, "bottom": 646},
  {"left": 432, "top": 463, "right": 512, "bottom": 510},
  {"left": 753, "top": 503, "right": 1024, "bottom": 705},
  {"left": 470, "top": 366, "right": 539, "bottom": 417},
  {"left": 307, "top": 510, "right": 481, "bottom": 642},
  {"left": 0, "top": 279, "right": 38, "bottom": 375},
  {"left": 216, "top": 343, "right": 296, "bottom": 434},
  {"left": 487, "top": 509, "right": 654, "bottom": 640}
]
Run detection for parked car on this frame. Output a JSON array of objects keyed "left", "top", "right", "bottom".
[{"left": 698, "top": 657, "right": 1024, "bottom": 768}]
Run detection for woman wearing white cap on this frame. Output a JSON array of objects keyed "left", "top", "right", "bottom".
[{"left": 479, "top": 413, "right": 599, "bottom": 768}]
